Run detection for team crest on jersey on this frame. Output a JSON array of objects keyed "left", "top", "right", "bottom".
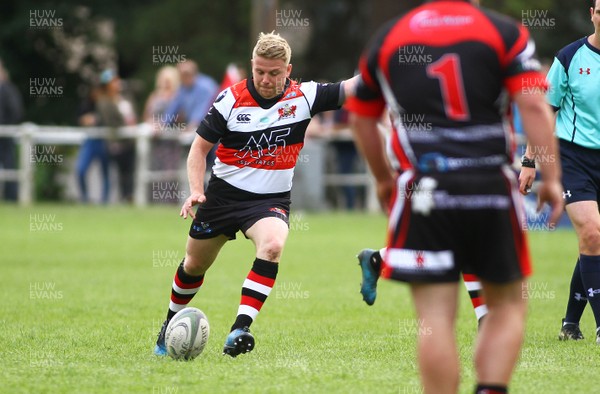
[{"left": 278, "top": 104, "right": 297, "bottom": 120}]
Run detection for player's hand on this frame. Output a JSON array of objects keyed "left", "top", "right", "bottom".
[
  {"left": 180, "top": 192, "right": 206, "bottom": 220},
  {"left": 535, "top": 180, "right": 564, "bottom": 226},
  {"left": 518, "top": 167, "right": 536, "bottom": 195}
]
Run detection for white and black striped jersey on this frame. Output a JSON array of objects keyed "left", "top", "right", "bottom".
[{"left": 197, "top": 78, "right": 341, "bottom": 195}]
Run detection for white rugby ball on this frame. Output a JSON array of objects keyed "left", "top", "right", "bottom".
[{"left": 165, "top": 307, "right": 210, "bottom": 360}]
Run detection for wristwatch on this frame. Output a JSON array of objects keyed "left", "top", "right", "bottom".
[{"left": 521, "top": 155, "right": 535, "bottom": 169}]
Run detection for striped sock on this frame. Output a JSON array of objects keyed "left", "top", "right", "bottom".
[
  {"left": 463, "top": 273, "right": 488, "bottom": 322},
  {"left": 166, "top": 260, "right": 204, "bottom": 321},
  {"left": 231, "top": 258, "right": 278, "bottom": 331}
]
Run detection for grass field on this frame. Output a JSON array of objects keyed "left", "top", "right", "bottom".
[{"left": 2, "top": 204, "right": 599, "bottom": 393}]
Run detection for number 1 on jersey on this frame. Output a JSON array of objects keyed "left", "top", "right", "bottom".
[{"left": 426, "top": 54, "right": 470, "bottom": 121}]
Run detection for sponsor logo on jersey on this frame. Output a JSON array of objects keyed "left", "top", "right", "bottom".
[
  {"left": 284, "top": 91, "right": 297, "bottom": 99},
  {"left": 236, "top": 113, "right": 251, "bottom": 123},
  {"left": 409, "top": 10, "right": 474, "bottom": 32},
  {"left": 278, "top": 104, "right": 297, "bottom": 120},
  {"left": 386, "top": 248, "right": 454, "bottom": 271},
  {"left": 579, "top": 67, "right": 591, "bottom": 75}
]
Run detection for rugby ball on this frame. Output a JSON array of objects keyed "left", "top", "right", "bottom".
[{"left": 165, "top": 307, "right": 210, "bottom": 360}]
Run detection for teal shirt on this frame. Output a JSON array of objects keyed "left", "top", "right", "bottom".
[{"left": 546, "top": 37, "right": 600, "bottom": 149}]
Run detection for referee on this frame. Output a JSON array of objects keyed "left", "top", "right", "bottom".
[{"left": 520, "top": 0, "right": 600, "bottom": 344}]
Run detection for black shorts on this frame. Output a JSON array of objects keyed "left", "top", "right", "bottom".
[
  {"left": 560, "top": 139, "right": 600, "bottom": 205},
  {"left": 382, "top": 168, "right": 531, "bottom": 284},
  {"left": 189, "top": 178, "right": 291, "bottom": 240}
]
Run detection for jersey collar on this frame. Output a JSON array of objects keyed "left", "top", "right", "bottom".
[{"left": 247, "top": 78, "right": 291, "bottom": 109}]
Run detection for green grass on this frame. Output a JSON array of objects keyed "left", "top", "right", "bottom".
[{"left": 1, "top": 204, "right": 599, "bottom": 393}]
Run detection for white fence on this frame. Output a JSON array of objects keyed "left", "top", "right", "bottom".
[{"left": 0, "top": 124, "right": 378, "bottom": 211}]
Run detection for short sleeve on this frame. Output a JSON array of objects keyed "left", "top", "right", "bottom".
[{"left": 545, "top": 57, "right": 567, "bottom": 110}]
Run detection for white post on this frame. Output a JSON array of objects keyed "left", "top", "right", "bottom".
[
  {"left": 18, "top": 123, "right": 35, "bottom": 205},
  {"left": 134, "top": 124, "right": 151, "bottom": 207}
]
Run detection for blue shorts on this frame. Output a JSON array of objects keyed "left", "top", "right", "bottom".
[{"left": 560, "top": 139, "right": 600, "bottom": 205}]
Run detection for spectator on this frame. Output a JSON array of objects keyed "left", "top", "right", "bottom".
[
  {"left": 0, "top": 58, "right": 24, "bottom": 201},
  {"left": 144, "top": 65, "right": 180, "bottom": 125},
  {"left": 100, "top": 69, "right": 137, "bottom": 203},
  {"left": 163, "top": 60, "right": 218, "bottom": 169},
  {"left": 219, "top": 62, "right": 246, "bottom": 91},
  {"left": 163, "top": 60, "right": 218, "bottom": 131},
  {"left": 77, "top": 69, "right": 137, "bottom": 204},
  {"left": 76, "top": 84, "right": 110, "bottom": 203},
  {"left": 143, "top": 66, "right": 181, "bottom": 204}
]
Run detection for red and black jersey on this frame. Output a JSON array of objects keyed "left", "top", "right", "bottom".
[
  {"left": 198, "top": 78, "right": 341, "bottom": 195},
  {"left": 346, "top": 0, "right": 546, "bottom": 173}
]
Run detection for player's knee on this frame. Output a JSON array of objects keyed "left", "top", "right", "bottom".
[
  {"left": 578, "top": 225, "right": 600, "bottom": 252},
  {"left": 258, "top": 237, "right": 285, "bottom": 261},
  {"left": 183, "top": 255, "right": 206, "bottom": 276}
]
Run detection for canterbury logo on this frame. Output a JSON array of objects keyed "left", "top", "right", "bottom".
[
  {"left": 579, "top": 68, "right": 591, "bottom": 75},
  {"left": 236, "top": 113, "right": 251, "bottom": 123}
]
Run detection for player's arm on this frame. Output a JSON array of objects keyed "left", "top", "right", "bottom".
[
  {"left": 513, "top": 90, "right": 563, "bottom": 224},
  {"left": 346, "top": 19, "right": 399, "bottom": 211},
  {"left": 519, "top": 109, "right": 558, "bottom": 195},
  {"left": 345, "top": 33, "right": 395, "bottom": 211},
  {"left": 350, "top": 113, "right": 395, "bottom": 212},
  {"left": 180, "top": 94, "right": 229, "bottom": 218},
  {"left": 518, "top": 56, "right": 564, "bottom": 195},
  {"left": 180, "top": 135, "right": 214, "bottom": 219},
  {"left": 518, "top": 144, "right": 537, "bottom": 195},
  {"left": 501, "top": 23, "right": 563, "bottom": 223},
  {"left": 340, "top": 75, "right": 361, "bottom": 103}
]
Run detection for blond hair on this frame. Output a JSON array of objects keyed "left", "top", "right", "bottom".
[
  {"left": 155, "top": 65, "right": 180, "bottom": 92},
  {"left": 252, "top": 32, "right": 292, "bottom": 64}
]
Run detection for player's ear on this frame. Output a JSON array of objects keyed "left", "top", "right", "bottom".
[{"left": 286, "top": 63, "right": 292, "bottom": 77}]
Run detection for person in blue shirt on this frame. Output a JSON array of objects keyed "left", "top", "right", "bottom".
[
  {"left": 520, "top": 0, "right": 600, "bottom": 344},
  {"left": 163, "top": 60, "right": 218, "bottom": 168},
  {"left": 163, "top": 60, "right": 218, "bottom": 131}
]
